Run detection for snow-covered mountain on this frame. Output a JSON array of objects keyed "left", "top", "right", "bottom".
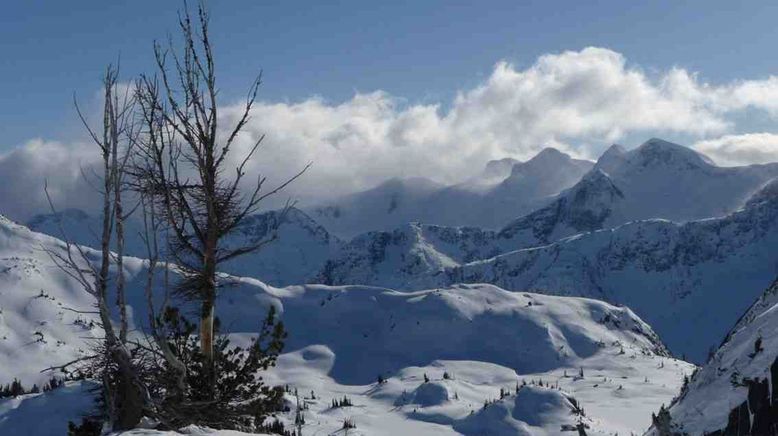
[
  {"left": 307, "top": 148, "right": 594, "bottom": 237},
  {"left": 306, "top": 176, "right": 445, "bottom": 239},
  {"left": 318, "top": 140, "right": 778, "bottom": 290},
  {"left": 499, "top": 138, "right": 778, "bottom": 247},
  {"left": 593, "top": 138, "right": 778, "bottom": 223},
  {"left": 309, "top": 139, "right": 778, "bottom": 240},
  {"left": 5, "top": 137, "right": 778, "bottom": 434},
  {"left": 0, "top": 215, "right": 113, "bottom": 384},
  {"left": 316, "top": 223, "right": 507, "bottom": 288},
  {"left": 0, "top": 216, "right": 693, "bottom": 435},
  {"left": 27, "top": 208, "right": 148, "bottom": 257},
  {"left": 220, "top": 207, "right": 343, "bottom": 286},
  {"left": 27, "top": 207, "right": 343, "bottom": 287},
  {"left": 319, "top": 177, "right": 778, "bottom": 362},
  {"left": 449, "top": 178, "right": 778, "bottom": 362},
  {"left": 498, "top": 168, "right": 626, "bottom": 245},
  {"left": 650, "top": 278, "right": 778, "bottom": 435}
]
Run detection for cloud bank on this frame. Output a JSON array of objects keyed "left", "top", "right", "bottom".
[
  {"left": 3, "top": 47, "right": 778, "bottom": 220},
  {"left": 692, "top": 133, "right": 778, "bottom": 166}
]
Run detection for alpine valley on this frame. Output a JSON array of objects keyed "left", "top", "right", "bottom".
[{"left": 5, "top": 138, "right": 778, "bottom": 435}]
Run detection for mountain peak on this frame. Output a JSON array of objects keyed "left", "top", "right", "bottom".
[
  {"left": 593, "top": 144, "right": 627, "bottom": 173},
  {"left": 632, "top": 138, "right": 714, "bottom": 168},
  {"left": 529, "top": 147, "right": 569, "bottom": 162},
  {"left": 511, "top": 147, "right": 590, "bottom": 177},
  {"left": 603, "top": 143, "right": 627, "bottom": 155}
]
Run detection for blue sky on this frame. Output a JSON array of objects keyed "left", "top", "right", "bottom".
[
  {"left": 2, "top": 1, "right": 778, "bottom": 219},
  {"left": 3, "top": 0, "right": 778, "bottom": 147}
]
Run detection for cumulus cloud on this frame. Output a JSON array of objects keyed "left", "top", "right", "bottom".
[
  {"left": 693, "top": 133, "right": 778, "bottom": 166},
  {"left": 2, "top": 47, "right": 778, "bottom": 220},
  {"left": 0, "top": 139, "right": 99, "bottom": 220}
]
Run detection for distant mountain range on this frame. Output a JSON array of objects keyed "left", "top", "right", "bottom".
[
  {"left": 9, "top": 137, "right": 778, "bottom": 434},
  {"left": 0, "top": 212, "right": 690, "bottom": 436},
  {"left": 306, "top": 147, "right": 594, "bottom": 237},
  {"left": 24, "top": 138, "right": 778, "bottom": 362},
  {"left": 319, "top": 177, "right": 778, "bottom": 361}
]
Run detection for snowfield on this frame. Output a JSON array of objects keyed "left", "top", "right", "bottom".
[
  {"left": 0, "top": 216, "right": 694, "bottom": 435},
  {"left": 4, "top": 138, "right": 777, "bottom": 435},
  {"left": 320, "top": 176, "right": 778, "bottom": 362}
]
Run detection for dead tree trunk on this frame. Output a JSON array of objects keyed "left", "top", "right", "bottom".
[{"left": 49, "top": 64, "right": 148, "bottom": 431}]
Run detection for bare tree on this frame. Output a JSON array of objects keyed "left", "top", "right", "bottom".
[
  {"left": 134, "top": 2, "right": 308, "bottom": 392},
  {"left": 44, "top": 64, "right": 149, "bottom": 430}
]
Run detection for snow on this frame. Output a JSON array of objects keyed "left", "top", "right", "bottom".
[
  {"left": 321, "top": 178, "right": 778, "bottom": 362},
  {"left": 27, "top": 207, "right": 343, "bottom": 287},
  {"left": 591, "top": 138, "right": 778, "bottom": 225},
  {"left": 657, "top": 279, "right": 778, "bottom": 435},
  {"left": 307, "top": 147, "right": 593, "bottom": 237},
  {"left": 0, "top": 217, "right": 694, "bottom": 435},
  {"left": 2, "top": 138, "right": 777, "bottom": 434},
  {"left": 0, "top": 381, "right": 97, "bottom": 436}
]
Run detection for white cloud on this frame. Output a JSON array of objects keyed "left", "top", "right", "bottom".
[
  {"left": 0, "top": 139, "right": 99, "bottom": 220},
  {"left": 2, "top": 47, "right": 778, "bottom": 220},
  {"left": 693, "top": 133, "right": 778, "bottom": 166}
]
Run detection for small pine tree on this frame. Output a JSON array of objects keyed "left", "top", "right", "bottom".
[
  {"left": 651, "top": 404, "right": 676, "bottom": 436},
  {"left": 67, "top": 418, "right": 102, "bottom": 436},
  {"left": 10, "top": 379, "right": 24, "bottom": 397}
]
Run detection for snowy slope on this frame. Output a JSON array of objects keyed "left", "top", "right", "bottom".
[
  {"left": 220, "top": 207, "right": 343, "bottom": 286},
  {"left": 306, "top": 176, "right": 446, "bottom": 239},
  {"left": 27, "top": 208, "right": 148, "bottom": 258},
  {"left": 445, "top": 179, "right": 778, "bottom": 362},
  {"left": 0, "top": 215, "right": 109, "bottom": 385},
  {"left": 593, "top": 138, "right": 778, "bottom": 224},
  {"left": 320, "top": 178, "right": 778, "bottom": 362},
  {"left": 0, "top": 218, "right": 693, "bottom": 435},
  {"left": 498, "top": 138, "right": 778, "bottom": 250},
  {"left": 309, "top": 138, "right": 777, "bottom": 241},
  {"left": 420, "top": 148, "right": 594, "bottom": 230},
  {"left": 307, "top": 148, "right": 593, "bottom": 237},
  {"left": 498, "top": 168, "right": 626, "bottom": 245},
  {"left": 651, "top": 278, "right": 778, "bottom": 435},
  {"left": 319, "top": 141, "right": 778, "bottom": 295},
  {"left": 316, "top": 223, "right": 510, "bottom": 289}
]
